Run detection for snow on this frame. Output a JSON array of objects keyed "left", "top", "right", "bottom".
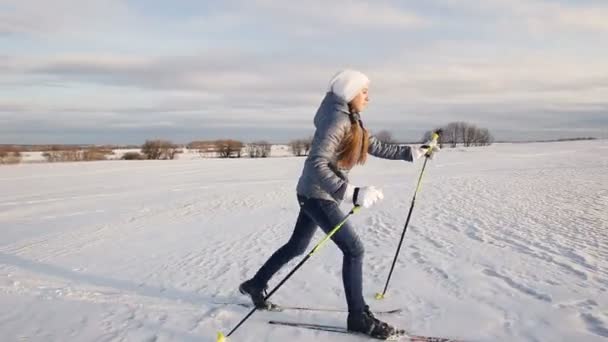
[
  {"left": 20, "top": 152, "right": 47, "bottom": 163},
  {"left": 1, "top": 140, "right": 607, "bottom": 342}
]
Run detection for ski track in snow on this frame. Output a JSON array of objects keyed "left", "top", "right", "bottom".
[{"left": 0, "top": 141, "right": 607, "bottom": 341}]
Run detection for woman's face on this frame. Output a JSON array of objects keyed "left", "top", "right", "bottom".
[{"left": 349, "top": 87, "right": 369, "bottom": 113}]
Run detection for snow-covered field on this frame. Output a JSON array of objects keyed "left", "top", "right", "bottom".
[{"left": 1, "top": 140, "right": 607, "bottom": 342}]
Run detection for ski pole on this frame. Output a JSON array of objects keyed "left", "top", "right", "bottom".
[
  {"left": 217, "top": 205, "right": 362, "bottom": 342},
  {"left": 375, "top": 131, "right": 440, "bottom": 300}
]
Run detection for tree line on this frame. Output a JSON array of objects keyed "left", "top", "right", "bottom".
[
  {"left": 0, "top": 123, "right": 494, "bottom": 164},
  {"left": 15, "top": 122, "right": 603, "bottom": 164},
  {"left": 423, "top": 122, "right": 494, "bottom": 147},
  {"left": 127, "top": 138, "right": 312, "bottom": 160}
]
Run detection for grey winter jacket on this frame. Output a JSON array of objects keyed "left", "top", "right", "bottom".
[{"left": 296, "top": 93, "right": 414, "bottom": 202}]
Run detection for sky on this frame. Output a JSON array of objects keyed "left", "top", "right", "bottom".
[{"left": 1, "top": 0, "right": 607, "bottom": 144}]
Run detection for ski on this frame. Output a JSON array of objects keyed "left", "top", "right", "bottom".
[
  {"left": 213, "top": 302, "right": 403, "bottom": 314},
  {"left": 268, "top": 320, "right": 463, "bottom": 342}
]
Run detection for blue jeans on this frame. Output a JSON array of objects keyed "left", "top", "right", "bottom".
[{"left": 251, "top": 195, "right": 366, "bottom": 313}]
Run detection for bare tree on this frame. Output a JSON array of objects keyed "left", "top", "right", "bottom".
[
  {"left": 41, "top": 145, "right": 112, "bottom": 162},
  {"left": 290, "top": 137, "right": 313, "bottom": 157},
  {"left": 83, "top": 148, "right": 113, "bottom": 161},
  {"left": 422, "top": 122, "right": 492, "bottom": 147},
  {"left": 216, "top": 140, "right": 244, "bottom": 158},
  {"left": 289, "top": 141, "right": 298, "bottom": 156},
  {"left": 246, "top": 141, "right": 272, "bottom": 158},
  {"left": 246, "top": 144, "right": 257, "bottom": 158},
  {"left": 444, "top": 122, "right": 460, "bottom": 148},
  {"left": 463, "top": 123, "right": 477, "bottom": 147},
  {"left": 188, "top": 140, "right": 217, "bottom": 157},
  {"left": 290, "top": 140, "right": 302, "bottom": 156},
  {"left": 142, "top": 140, "right": 179, "bottom": 160},
  {"left": 122, "top": 152, "right": 145, "bottom": 160},
  {"left": 476, "top": 128, "right": 494, "bottom": 146},
  {"left": 460, "top": 122, "right": 470, "bottom": 147},
  {"left": 303, "top": 136, "right": 313, "bottom": 155},
  {"left": 0, "top": 146, "right": 22, "bottom": 164},
  {"left": 258, "top": 141, "right": 271, "bottom": 158}
]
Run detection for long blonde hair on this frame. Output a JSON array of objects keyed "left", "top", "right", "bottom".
[{"left": 337, "top": 114, "right": 369, "bottom": 169}]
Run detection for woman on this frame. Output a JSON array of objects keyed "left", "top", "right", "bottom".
[{"left": 239, "top": 69, "right": 437, "bottom": 339}]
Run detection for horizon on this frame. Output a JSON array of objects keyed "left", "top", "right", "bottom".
[
  {"left": 2, "top": 0, "right": 607, "bottom": 144},
  {"left": 1, "top": 136, "right": 602, "bottom": 148}
]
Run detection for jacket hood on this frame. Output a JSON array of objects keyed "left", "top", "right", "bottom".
[{"left": 313, "top": 92, "right": 350, "bottom": 128}]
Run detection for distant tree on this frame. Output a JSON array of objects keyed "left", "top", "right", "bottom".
[
  {"left": 444, "top": 122, "right": 461, "bottom": 147},
  {"left": 290, "top": 137, "right": 313, "bottom": 156},
  {"left": 83, "top": 148, "right": 112, "bottom": 161},
  {"left": 246, "top": 141, "right": 272, "bottom": 158},
  {"left": 474, "top": 128, "right": 494, "bottom": 146},
  {"left": 122, "top": 152, "right": 146, "bottom": 160},
  {"left": 141, "top": 140, "right": 179, "bottom": 160},
  {"left": 41, "top": 145, "right": 78, "bottom": 162},
  {"left": 0, "top": 146, "right": 22, "bottom": 164},
  {"left": 41, "top": 145, "right": 111, "bottom": 162},
  {"left": 463, "top": 123, "right": 477, "bottom": 147},
  {"left": 188, "top": 140, "right": 217, "bottom": 157},
  {"left": 216, "top": 140, "right": 244, "bottom": 158},
  {"left": 290, "top": 140, "right": 302, "bottom": 156},
  {"left": 422, "top": 122, "right": 493, "bottom": 147}
]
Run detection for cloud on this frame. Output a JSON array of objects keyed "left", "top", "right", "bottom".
[
  {"left": 0, "top": 101, "right": 27, "bottom": 113},
  {"left": 2, "top": 47, "right": 605, "bottom": 143},
  {"left": 0, "top": 0, "right": 429, "bottom": 41},
  {"left": 1, "top": 0, "right": 606, "bottom": 143},
  {"left": 552, "top": 5, "right": 608, "bottom": 32},
  {"left": 179, "top": 0, "right": 429, "bottom": 38},
  {"left": 440, "top": 0, "right": 608, "bottom": 34},
  {"left": 8, "top": 47, "right": 605, "bottom": 99},
  {"left": 247, "top": 0, "right": 429, "bottom": 31},
  {"left": 0, "top": 0, "right": 134, "bottom": 36},
  {"left": 518, "top": 3, "right": 608, "bottom": 35},
  {"left": 2, "top": 53, "right": 334, "bottom": 106}
]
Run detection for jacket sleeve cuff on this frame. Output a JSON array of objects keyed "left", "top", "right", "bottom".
[{"left": 404, "top": 145, "right": 415, "bottom": 162}]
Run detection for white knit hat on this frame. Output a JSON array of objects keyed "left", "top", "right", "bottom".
[{"left": 327, "top": 69, "right": 370, "bottom": 102}]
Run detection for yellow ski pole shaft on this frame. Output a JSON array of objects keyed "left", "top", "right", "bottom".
[
  {"left": 217, "top": 206, "right": 361, "bottom": 341},
  {"left": 376, "top": 132, "right": 439, "bottom": 300}
]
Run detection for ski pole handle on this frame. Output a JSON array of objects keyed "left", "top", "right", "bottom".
[
  {"left": 422, "top": 131, "right": 441, "bottom": 158},
  {"left": 431, "top": 131, "right": 440, "bottom": 142}
]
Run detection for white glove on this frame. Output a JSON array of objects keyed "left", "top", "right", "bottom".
[
  {"left": 344, "top": 184, "right": 384, "bottom": 208},
  {"left": 412, "top": 141, "right": 441, "bottom": 160}
]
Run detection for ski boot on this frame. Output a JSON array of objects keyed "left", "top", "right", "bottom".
[
  {"left": 238, "top": 279, "right": 281, "bottom": 311},
  {"left": 347, "top": 305, "right": 403, "bottom": 340}
]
